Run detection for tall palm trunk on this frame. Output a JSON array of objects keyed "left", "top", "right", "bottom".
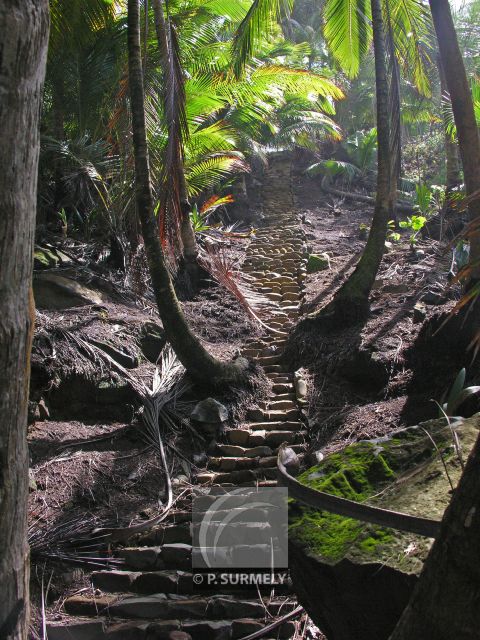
[
  {"left": 390, "top": 429, "right": 480, "bottom": 639},
  {"left": 437, "top": 56, "right": 462, "bottom": 193},
  {"left": 127, "top": 0, "right": 247, "bottom": 387},
  {"left": 151, "top": 0, "right": 199, "bottom": 277},
  {"left": 0, "top": 2, "right": 49, "bottom": 638},
  {"left": 429, "top": 0, "right": 480, "bottom": 283},
  {"left": 322, "top": 0, "right": 391, "bottom": 325}
]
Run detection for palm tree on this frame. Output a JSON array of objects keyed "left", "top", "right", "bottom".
[
  {"left": 0, "top": 1, "right": 49, "bottom": 638},
  {"left": 319, "top": 0, "right": 392, "bottom": 324},
  {"left": 127, "top": 0, "right": 249, "bottom": 388},
  {"left": 428, "top": 0, "right": 480, "bottom": 285},
  {"left": 298, "top": 0, "right": 432, "bottom": 324}
]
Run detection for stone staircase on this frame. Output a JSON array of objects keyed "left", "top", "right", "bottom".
[{"left": 47, "top": 156, "right": 308, "bottom": 640}]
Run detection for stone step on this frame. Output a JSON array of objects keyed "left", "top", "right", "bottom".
[
  {"left": 272, "top": 383, "right": 294, "bottom": 393},
  {"left": 137, "top": 523, "right": 192, "bottom": 547},
  {"left": 247, "top": 420, "right": 303, "bottom": 432},
  {"left": 196, "top": 468, "right": 278, "bottom": 484},
  {"left": 246, "top": 408, "right": 300, "bottom": 422},
  {"left": 119, "top": 543, "right": 192, "bottom": 570},
  {"left": 267, "top": 393, "right": 296, "bottom": 401},
  {"left": 64, "top": 593, "right": 268, "bottom": 621},
  {"left": 215, "top": 444, "right": 273, "bottom": 457},
  {"left": 226, "top": 428, "right": 307, "bottom": 447}
]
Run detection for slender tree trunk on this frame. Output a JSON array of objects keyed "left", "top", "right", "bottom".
[
  {"left": 437, "top": 57, "right": 462, "bottom": 192},
  {"left": 429, "top": 0, "right": 480, "bottom": 282},
  {"left": 321, "top": 0, "right": 391, "bottom": 325},
  {"left": 127, "top": 0, "right": 247, "bottom": 387},
  {"left": 52, "top": 73, "right": 66, "bottom": 217},
  {"left": 390, "top": 430, "right": 480, "bottom": 639},
  {"left": 0, "top": 3, "right": 49, "bottom": 639}
]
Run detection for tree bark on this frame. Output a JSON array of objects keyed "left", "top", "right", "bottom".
[
  {"left": 127, "top": 0, "right": 248, "bottom": 388},
  {"left": 437, "top": 56, "right": 462, "bottom": 192},
  {"left": 321, "top": 0, "right": 391, "bottom": 325},
  {"left": 0, "top": 2, "right": 49, "bottom": 639},
  {"left": 429, "top": 0, "right": 480, "bottom": 282},
  {"left": 390, "top": 430, "right": 480, "bottom": 640}
]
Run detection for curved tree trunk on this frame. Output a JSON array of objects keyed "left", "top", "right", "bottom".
[
  {"left": 127, "top": 0, "right": 247, "bottom": 388},
  {"left": 390, "top": 430, "right": 480, "bottom": 640},
  {"left": 429, "top": 0, "right": 480, "bottom": 283},
  {"left": 0, "top": 2, "right": 49, "bottom": 639},
  {"left": 320, "top": 0, "right": 391, "bottom": 325}
]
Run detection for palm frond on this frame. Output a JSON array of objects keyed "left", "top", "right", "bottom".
[
  {"left": 186, "top": 153, "right": 249, "bottom": 197},
  {"left": 323, "top": 0, "right": 372, "bottom": 78},
  {"left": 153, "top": 0, "right": 190, "bottom": 262},
  {"left": 232, "top": 0, "right": 295, "bottom": 76},
  {"left": 389, "top": 0, "right": 433, "bottom": 97},
  {"left": 198, "top": 244, "right": 286, "bottom": 334}
]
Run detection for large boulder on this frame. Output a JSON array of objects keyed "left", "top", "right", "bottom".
[
  {"left": 33, "top": 272, "right": 108, "bottom": 309},
  {"left": 289, "top": 414, "right": 480, "bottom": 640}
]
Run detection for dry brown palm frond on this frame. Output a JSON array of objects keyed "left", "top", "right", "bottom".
[
  {"left": 153, "top": 1, "right": 189, "bottom": 266},
  {"left": 198, "top": 243, "right": 286, "bottom": 335}
]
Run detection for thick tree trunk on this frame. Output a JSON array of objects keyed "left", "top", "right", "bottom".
[
  {"left": 0, "top": 3, "right": 49, "bottom": 639},
  {"left": 429, "top": 0, "right": 480, "bottom": 282},
  {"left": 437, "top": 57, "right": 462, "bottom": 192},
  {"left": 322, "top": 0, "right": 391, "bottom": 325},
  {"left": 127, "top": 0, "right": 247, "bottom": 387},
  {"left": 390, "top": 430, "right": 480, "bottom": 640}
]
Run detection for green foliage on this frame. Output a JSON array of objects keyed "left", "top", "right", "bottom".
[
  {"left": 345, "top": 127, "right": 377, "bottom": 173},
  {"left": 387, "top": 219, "right": 401, "bottom": 242},
  {"left": 443, "top": 76, "right": 480, "bottom": 141},
  {"left": 323, "top": 0, "right": 372, "bottom": 78},
  {"left": 399, "top": 214, "right": 427, "bottom": 247},
  {"left": 442, "top": 369, "right": 480, "bottom": 417}
]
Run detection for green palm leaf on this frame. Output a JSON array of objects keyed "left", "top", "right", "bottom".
[
  {"left": 323, "top": 0, "right": 372, "bottom": 78},
  {"left": 232, "top": 0, "right": 295, "bottom": 76}
]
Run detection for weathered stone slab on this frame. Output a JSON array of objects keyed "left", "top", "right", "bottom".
[{"left": 290, "top": 414, "right": 480, "bottom": 640}]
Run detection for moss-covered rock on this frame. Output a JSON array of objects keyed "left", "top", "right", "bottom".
[
  {"left": 307, "top": 253, "right": 330, "bottom": 273},
  {"left": 289, "top": 414, "right": 480, "bottom": 640}
]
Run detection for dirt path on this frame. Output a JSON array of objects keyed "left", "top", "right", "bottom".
[{"left": 46, "top": 157, "right": 314, "bottom": 640}]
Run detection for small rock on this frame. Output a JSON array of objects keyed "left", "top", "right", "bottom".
[
  {"left": 383, "top": 283, "right": 409, "bottom": 294},
  {"left": 294, "top": 371, "right": 307, "bottom": 399},
  {"left": 191, "top": 398, "right": 228, "bottom": 423},
  {"left": 413, "top": 302, "right": 427, "bottom": 323},
  {"left": 139, "top": 322, "right": 166, "bottom": 363},
  {"left": 421, "top": 290, "right": 447, "bottom": 305},
  {"left": 28, "top": 469, "right": 37, "bottom": 492},
  {"left": 28, "top": 401, "right": 41, "bottom": 424},
  {"left": 191, "top": 398, "right": 228, "bottom": 438},
  {"left": 307, "top": 253, "right": 330, "bottom": 273},
  {"left": 278, "top": 444, "right": 300, "bottom": 476}
]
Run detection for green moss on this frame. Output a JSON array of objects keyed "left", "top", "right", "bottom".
[
  {"left": 289, "top": 436, "right": 435, "bottom": 563},
  {"left": 307, "top": 253, "right": 329, "bottom": 273},
  {"left": 358, "top": 530, "right": 394, "bottom": 554},
  {"left": 34, "top": 248, "right": 59, "bottom": 269}
]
